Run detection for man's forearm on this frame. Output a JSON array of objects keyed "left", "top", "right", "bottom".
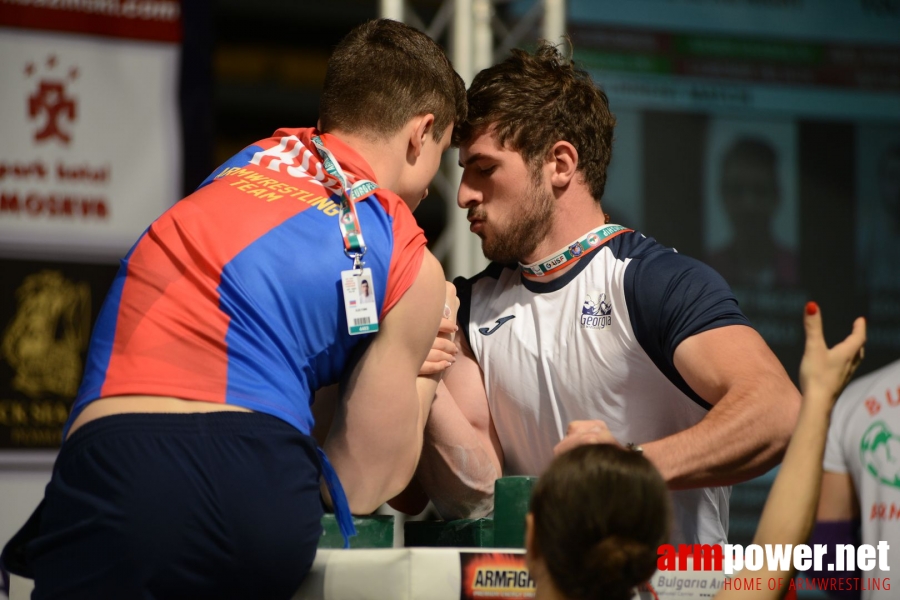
[
  {"left": 417, "top": 371, "right": 442, "bottom": 432},
  {"left": 643, "top": 380, "right": 800, "bottom": 489},
  {"left": 323, "top": 253, "right": 446, "bottom": 514},
  {"left": 325, "top": 378, "right": 426, "bottom": 514},
  {"left": 416, "top": 382, "right": 500, "bottom": 520},
  {"left": 659, "top": 324, "right": 802, "bottom": 489}
]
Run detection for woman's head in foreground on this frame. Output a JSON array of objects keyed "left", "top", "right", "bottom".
[{"left": 527, "top": 444, "right": 671, "bottom": 600}]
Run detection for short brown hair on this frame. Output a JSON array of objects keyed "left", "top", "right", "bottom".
[
  {"left": 319, "top": 19, "right": 466, "bottom": 143},
  {"left": 456, "top": 42, "right": 615, "bottom": 202},
  {"left": 530, "top": 445, "right": 670, "bottom": 600}
]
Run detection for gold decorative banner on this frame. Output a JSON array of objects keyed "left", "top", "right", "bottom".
[{"left": 0, "top": 258, "right": 117, "bottom": 449}]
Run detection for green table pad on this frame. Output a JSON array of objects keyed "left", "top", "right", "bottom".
[
  {"left": 319, "top": 514, "right": 394, "bottom": 549},
  {"left": 404, "top": 518, "right": 494, "bottom": 548},
  {"left": 494, "top": 476, "right": 537, "bottom": 548}
]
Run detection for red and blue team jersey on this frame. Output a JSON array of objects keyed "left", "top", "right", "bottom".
[{"left": 66, "top": 128, "right": 427, "bottom": 439}]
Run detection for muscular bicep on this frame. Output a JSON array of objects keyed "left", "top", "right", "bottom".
[
  {"left": 342, "top": 251, "right": 444, "bottom": 407},
  {"left": 322, "top": 251, "right": 445, "bottom": 512},
  {"left": 673, "top": 324, "right": 797, "bottom": 407},
  {"left": 646, "top": 323, "right": 800, "bottom": 488},
  {"left": 442, "top": 335, "right": 488, "bottom": 428},
  {"left": 441, "top": 333, "right": 503, "bottom": 469},
  {"left": 411, "top": 330, "right": 503, "bottom": 519}
]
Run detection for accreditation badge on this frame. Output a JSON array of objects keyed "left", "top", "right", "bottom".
[{"left": 341, "top": 267, "right": 379, "bottom": 335}]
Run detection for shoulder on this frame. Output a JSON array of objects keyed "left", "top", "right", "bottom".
[
  {"left": 618, "top": 233, "right": 734, "bottom": 300},
  {"left": 454, "top": 262, "right": 515, "bottom": 302},
  {"left": 601, "top": 230, "right": 726, "bottom": 284},
  {"left": 605, "top": 229, "right": 666, "bottom": 261},
  {"left": 382, "top": 251, "right": 444, "bottom": 331},
  {"left": 454, "top": 262, "right": 516, "bottom": 344},
  {"left": 619, "top": 232, "right": 750, "bottom": 361}
]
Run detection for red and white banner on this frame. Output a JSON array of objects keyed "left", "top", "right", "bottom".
[{"left": 0, "top": 0, "right": 182, "bottom": 260}]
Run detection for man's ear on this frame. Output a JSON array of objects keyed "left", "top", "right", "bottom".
[
  {"left": 409, "top": 114, "right": 436, "bottom": 159},
  {"left": 547, "top": 140, "right": 578, "bottom": 189}
]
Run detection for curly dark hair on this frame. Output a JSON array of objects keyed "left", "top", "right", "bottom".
[
  {"left": 455, "top": 41, "right": 616, "bottom": 202},
  {"left": 530, "top": 445, "right": 671, "bottom": 600}
]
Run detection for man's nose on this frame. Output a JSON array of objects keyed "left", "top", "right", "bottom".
[{"left": 457, "top": 179, "right": 481, "bottom": 209}]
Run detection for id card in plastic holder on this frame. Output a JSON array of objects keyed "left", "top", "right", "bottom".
[{"left": 341, "top": 268, "right": 379, "bottom": 335}]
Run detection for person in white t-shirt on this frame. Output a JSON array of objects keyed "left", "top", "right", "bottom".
[
  {"left": 524, "top": 304, "right": 865, "bottom": 600},
  {"left": 392, "top": 42, "right": 802, "bottom": 546},
  {"left": 810, "top": 356, "right": 900, "bottom": 599}
]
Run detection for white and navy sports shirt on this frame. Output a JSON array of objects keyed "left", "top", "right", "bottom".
[{"left": 456, "top": 229, "right": 752, "bottom": 545}]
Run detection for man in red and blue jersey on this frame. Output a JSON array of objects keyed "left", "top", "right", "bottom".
[{"left": 3, "top": 19, "right": 465, "bottom": 600}]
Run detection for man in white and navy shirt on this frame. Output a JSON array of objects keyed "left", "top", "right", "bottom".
[{"left": 400, "top": 42, "right": 802, "bottom": 546}]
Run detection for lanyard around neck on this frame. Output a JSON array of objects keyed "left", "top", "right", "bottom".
[
  {"left": 520, "top": 224, "right": 631, "bottom": 277},
  {"left": 311, "top": 135, "right": 378, "bottom": 269}
]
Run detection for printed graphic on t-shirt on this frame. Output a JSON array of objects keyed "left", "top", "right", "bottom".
[
  {"left": 861, "top": 421, "right": 900, "bottom": 489},
  {"left": 580, "top": 291, "right": 613, "bottom": 330}
]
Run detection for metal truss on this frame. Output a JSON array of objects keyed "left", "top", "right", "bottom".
[{"left": 380, "top": 0, "right": 566, "bottom": 279}]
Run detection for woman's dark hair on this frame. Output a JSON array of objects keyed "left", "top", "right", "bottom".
[{"left": 530, "top": 445, "right": 671, "bottom": 600}]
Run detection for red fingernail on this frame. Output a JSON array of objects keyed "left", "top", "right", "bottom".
[{"left": 806, "top": 301, "right": 818, "bottom": 315}]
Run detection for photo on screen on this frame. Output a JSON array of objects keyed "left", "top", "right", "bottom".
[
  {"left": 856, "top": 124, "right": 900, "bottom": 294},
  {"left": 703, "top": 117, "right": 799, "bottom": 291}
]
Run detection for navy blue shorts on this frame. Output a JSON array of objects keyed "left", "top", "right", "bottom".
[{"left": 4, "top": 411, "right": 324, "bottom": 600}]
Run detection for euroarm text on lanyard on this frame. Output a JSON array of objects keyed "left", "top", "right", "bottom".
[{"left": 311, "top": 134, "right": 383, "bottom": 548}]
